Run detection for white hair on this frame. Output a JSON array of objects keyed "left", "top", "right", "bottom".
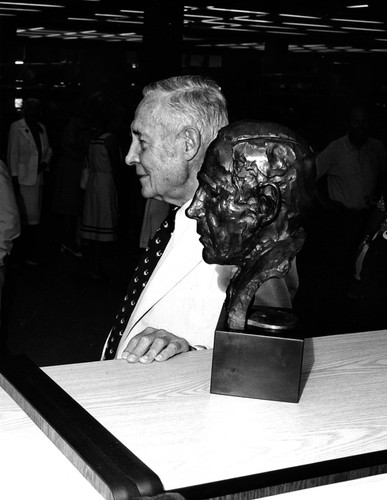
[{"left": 143, "top": 75, "right": 229, "bottom": 149}]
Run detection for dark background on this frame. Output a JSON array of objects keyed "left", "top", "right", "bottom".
[{"left": 1, "top": 1, "right": 387, "bottom": 366}]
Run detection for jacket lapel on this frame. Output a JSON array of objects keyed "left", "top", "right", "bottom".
[
  {"left": 126, "top": 205, "right": 203, "bottom": 331},
  {"left": 18, "top": 119, "right": 37, "bottom": 147}
]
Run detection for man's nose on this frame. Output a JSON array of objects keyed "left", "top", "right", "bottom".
[{"left": 125, "top": 142, "right": 138, "bottom": 166}]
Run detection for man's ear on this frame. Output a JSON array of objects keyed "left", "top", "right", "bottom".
[
  {"left": 258, "top": 183, "right": 282, "bottom": 226},
  {"left": 181, "top": 127, "right": 201, "bottom": 161}
]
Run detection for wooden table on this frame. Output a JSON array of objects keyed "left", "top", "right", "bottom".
[
  {"left": 269, "top": 472, "right": 387, "bottom": 499},
  {"left": 1, "top": 330, "right": 387, "bottom": 499},
  {"left": 0, "top": 387, "right": 102, "bottom": 500}
]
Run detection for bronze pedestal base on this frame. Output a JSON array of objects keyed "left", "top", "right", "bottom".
[{"left": 210, "top": 307, "right": 304, "bottom": 403}]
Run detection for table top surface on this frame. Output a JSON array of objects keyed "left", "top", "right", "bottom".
[
  {"left": 0, "top": 387, "right": 102, "bottom": 499},
  {"left": 1, "top": 329, "right": 387, "bottom": 496},
  {"left": 45, "top": 330, "right": 387, "bottom": 491}
]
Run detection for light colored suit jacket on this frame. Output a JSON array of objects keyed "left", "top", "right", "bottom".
[
  {"left": 107, "top": 201, "right": 297, "bottom": 359},
  {"left": 7, "top": 118, "right": 52, "bottom": 186}
]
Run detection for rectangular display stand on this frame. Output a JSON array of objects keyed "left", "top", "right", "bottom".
[{"left": 210, "top": 307, "right": 304, "bottom": 403}]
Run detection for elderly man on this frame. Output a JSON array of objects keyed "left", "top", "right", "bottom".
[{"left": 102, "top": 75, "right": 297, "bottom": 364}]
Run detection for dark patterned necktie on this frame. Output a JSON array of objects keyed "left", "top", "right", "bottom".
[{"left": 103, "top": 207, "right": 178, "bottom": 360}]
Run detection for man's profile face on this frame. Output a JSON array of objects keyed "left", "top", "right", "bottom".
[
  {"left": 125, "top": 96, "right": 189, "bottom": 205},
  {"left": 187, "top": 137, "right": 266, "bottom": 265}
]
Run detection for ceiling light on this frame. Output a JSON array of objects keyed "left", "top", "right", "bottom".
[
  {"left": 211, "top": 26, "right": 257, "bottom": 32},
  {"left": 205, "top": 20, "right": 267, "bottom": 28},
  {"left": 279, "top": 14, "right": 322, "bottom": 20},
  {"left": 346, "top": 4, "right": 368, "bottom": 7},
  {"left": 0, "top": 2, "right": 64, "bottom": 7},
  {"left": 308, "top": 28, "right": 348, "bottom": 33},
  {"left": 331, "top": 18, "right": 383, "bottom": 24},
  {"left": 120, "top": 10, "right": 143, "bottom": 14},
  {"left": 284, "top": 22, "right": 331, "bottom": 28},
  {"left": 234, "top": 16, "right": 272, "bottom": 24},
  {"left": 68, "top": 17, "right": 97, "bottom": 21},
  {"left": 207, "top": 6, "right": 268, "bottom": 16},
  {"left": 107, "top": 19, "right": 142, "bottom": 24},
  {"left": 185, "top": 14, "right": 222, "bottom": 19},
  {"left": 95, "top": 13, "right": 128, "bottom": 18},
  {"left": 267, "top": 30, "right": 306, "bottom": 36},
  {"left": 344, "top": 26, "right": 386, "bottom": 32},
  {"left": 0, "top": 6, "right": 40, "bottom": 11},
  {"left": 199, "top": 18, "right": 229, "bottom": 24}
]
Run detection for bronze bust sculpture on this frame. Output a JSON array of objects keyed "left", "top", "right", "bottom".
[{"left": 187, "top": 120, "right": 315, "bottom": 331}]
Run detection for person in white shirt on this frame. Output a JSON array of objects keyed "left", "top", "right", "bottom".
[
  {"left": 315, "top": 103, "right": 387, "bottom": 298},
  {"left": 7, "top": 98, "right": 52, "bottom": 264},
  {"left": 316, "top": 105, "right": 386, "bottom": 211}
]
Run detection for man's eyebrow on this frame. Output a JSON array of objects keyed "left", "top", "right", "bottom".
[{"left": 132, "top": 129, "right": 150, "bottom": 142}]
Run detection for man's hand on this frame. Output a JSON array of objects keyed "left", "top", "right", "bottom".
[{"left": 121, "top": 327, "right": 189, "bottom": 363}]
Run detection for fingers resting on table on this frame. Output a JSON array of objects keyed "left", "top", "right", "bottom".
[{"left": 121, "top": 327, "right": 190, "bottom": 363}]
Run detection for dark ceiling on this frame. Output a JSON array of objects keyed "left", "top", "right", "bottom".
[
  {"left": 1, "top": 2, "right": 387, "bottom": 158},
  {"left": 1, "top": 0, "right": 387, "bottom": 54}
]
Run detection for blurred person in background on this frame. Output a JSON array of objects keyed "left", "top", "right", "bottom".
[
  {"left": 80, "top": 109, "right": 122, "bottom": 280},
  {"left": 51, "top": 97, "right": 93, "bottom": 257},
  {"left": 0, "top": 157, "right": 20, "bottom": 337},
  {"left": 7, "top": 98, "right": 52, "bottom": 265},
  {"left": 315, "top": 102, "right": 386, "bottom": 298}
]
